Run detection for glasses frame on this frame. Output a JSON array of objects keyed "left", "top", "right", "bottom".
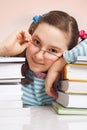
[{"left": 30, "top": 41, "right": 63, "bottom": 60}]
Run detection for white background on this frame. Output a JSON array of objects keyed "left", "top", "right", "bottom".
[{"left": 0, "top": 0, "right": 87, "bottom": 41}]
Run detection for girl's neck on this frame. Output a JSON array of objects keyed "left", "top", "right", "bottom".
[{"left": 32, "top": 71, "right": 47, "bottom": 79}]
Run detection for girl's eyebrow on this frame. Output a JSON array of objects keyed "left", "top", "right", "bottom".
[
  {"left": 50, "top": 45, "right": 63, "bottom": 51},
  {"left": 32, "top": 34, "right": 41, "bottom": 41}
]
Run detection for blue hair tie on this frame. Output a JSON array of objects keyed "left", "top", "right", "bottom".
[{"left": 33, "top": 15, "right": 41, "bottom": 23}]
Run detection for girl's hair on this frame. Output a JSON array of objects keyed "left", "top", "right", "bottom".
[
  {"left": 29, "top": 10, "right": 79, "bottom": 50},
  {"left": 21, "top": 10, "right": 79, "bottom": 84}
]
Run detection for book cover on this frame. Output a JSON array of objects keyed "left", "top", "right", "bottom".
[
  {"left": 56, "top": 91, "right": 87, "bottom": 108},
  {"left": 52, "top": 101, "right": 87, "bottom": 115},
  {"left": 59, "top": 80, "right": 87, "bottom": 94},
  {"left": 62, "top": 64, "right": 87, "bottom": 81}
]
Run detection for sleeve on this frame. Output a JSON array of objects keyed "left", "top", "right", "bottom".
[{"left": 63, "top": 39, "right": 87, "bottom": 63}]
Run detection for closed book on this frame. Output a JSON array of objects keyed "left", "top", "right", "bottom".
[
  {"left": 0, "top": 57, "right": 25, "bottom": 63},
  {"left": 63, "top": 64, "right": 87, "bottom": 81},
  {"left": 0, "top": 100, "right": 22, "bottom": 109},
  {"left": 56, "top": 91, "right": 87, "bottom": 108},
  {"left": 52, "top": 101, "right": 87, "bottom": 115},
  {"left": 0, "top": 57, "right": 25, "bottom": 79},
  {"left": 0, "top": 83, "right": 22, "bottom": 94},
  {"left": 75, "top": 56, "right": 87, "bottom": 64},
  {"left": 0, "top": 93, "right": 22, "bottom": 100},
  {"left": 0, "top": 107, "right": 30, "bottom": 117},
  {"left": 0, "top": 78, "right": 22, "bottom": 83},
  {"left": 59, "top": 80, "right": 87, "bottom": 94}
]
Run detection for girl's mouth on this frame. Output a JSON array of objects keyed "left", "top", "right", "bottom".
[{"left": 32, "top": 57, "right": 44, "bottom": 65}]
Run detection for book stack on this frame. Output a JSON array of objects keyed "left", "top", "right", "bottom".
[
  {"left": 52, "top": 56, "right": 87, "bottom": 115},
  {"left": 0, "top": 57, "right": 25, "bottom": 109}
]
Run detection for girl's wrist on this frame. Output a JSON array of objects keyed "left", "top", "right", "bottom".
[
  {"left": 0, "top": 43, "right": 10, "bottom": 56},
  {"left": 63, "top": 50, "right": 76, "bottom": 63}
]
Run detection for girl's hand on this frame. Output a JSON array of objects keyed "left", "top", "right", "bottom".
[
  {"left": 45, "top": 57, "right": 66, "bottom": 98},
  {"left": 0, "top": 30, "right": 31, "bottom": 56}
]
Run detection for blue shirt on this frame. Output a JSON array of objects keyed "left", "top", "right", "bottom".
[{"left": 21, "top": 70, "right": 55, "bottom": 106}]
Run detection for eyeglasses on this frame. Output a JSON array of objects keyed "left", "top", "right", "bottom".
[{"left": 30, "top": 40, "right": 63, "bottom": 60}]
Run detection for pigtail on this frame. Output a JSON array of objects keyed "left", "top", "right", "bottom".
[{"left": 21, "top": 59, "right": 32, "bottom": 84}]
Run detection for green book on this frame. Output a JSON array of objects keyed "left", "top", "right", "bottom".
[{"left": 52, "top": 102, "right": 87, "bottom": 115}]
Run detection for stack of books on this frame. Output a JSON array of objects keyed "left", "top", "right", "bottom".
[
  {"left": 52, "top": 56, "right": 87, "bottom": 115},
  {"left": 0, "top": 57, "right": 25, "bottom": 109}
]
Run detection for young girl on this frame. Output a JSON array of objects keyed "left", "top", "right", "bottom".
[{"left": 0, "top": 10, "right": 79, "bottom": 106}]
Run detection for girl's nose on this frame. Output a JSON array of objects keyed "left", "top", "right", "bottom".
[{"left": 35, "top": 50, "right": 45, "bottom": 60}]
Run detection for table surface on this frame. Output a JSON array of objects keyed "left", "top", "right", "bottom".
[{"left": 0, "top": 106, "right": 87, "bottom": 130}]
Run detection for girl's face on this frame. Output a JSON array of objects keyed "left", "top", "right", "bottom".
[{"left": 26, "top": 23, "right": 70, "bottom": 72}]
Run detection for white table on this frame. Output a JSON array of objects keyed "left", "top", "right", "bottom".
[{"left": 0, "top": 106, "right": 87, "bottom": 130}]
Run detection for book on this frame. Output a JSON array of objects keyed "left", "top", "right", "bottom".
[
  {"left": 0, "top": 83, "right": 23, "bottom": 109},
  {"left": 75, "top": 56, "right": 87, "bottom": 64},
  {"left": 0, "top": 83, "right": 22, "bottom": 94},
  {"left": 0, "top": 100, "right": 22, "bottom": 109},
  {"left": 0, "top": 57, "right": 25, "bottom": 79},
  {"left": 52, "top": 101, "right": 87, "bottom": 115},
  {"left": 59, "top": 80, "right": 87, "bottom": 94},
  {"left": 0, "top": 107, "right": 30, "bottom": 117},
  {"left": 0, "top": 116, "right": 30, "bottom": 124},
  {"left": 0, "top": 56, "right": 25, "bottom": 63},
  {"left": 0, "top": 93, "right": 22, "bottom": 100},
  {"left": 56, "top": 90, "right": 87, "bottom": 108},
  {"left": 62, "top": 63, "right": 87, "bottom": 81},
  {"left": 0, "top": 78, "right": 22, "bottom": 83}
]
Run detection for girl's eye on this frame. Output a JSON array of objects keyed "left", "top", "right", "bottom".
[
  {"left": 32, "top": 39, "right": 40, "bottom": 47},
  {"left": 48, "top": 48, "right": 57, "bottom": 54}
]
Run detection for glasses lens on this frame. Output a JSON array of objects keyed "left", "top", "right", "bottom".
[{"left": 44, "top": 52, "right": 59, "bottom": 60}]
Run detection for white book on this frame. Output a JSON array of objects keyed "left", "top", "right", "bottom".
[
  {"left": 0, "top": 63, "right": 24, "bottom": 79},
  {"left": 0, "top": 57, "right": 25, "bottom": 79},
  {"left": 0, "top": 93, "right": 22, "bottom": 100},
  {"left": 75, "top": 56, "right": 87, "bottom": 64},
  {"left": 63, "top": 64, "right": 87, "bottom": 81},
  {"left": 59, "top": 80, "right": 87, "bottom": 93},
  {"left": 0, "top": 100, "right": 22, "bottom": 109},
  {"left": 0, "top": 107, "right": 30, "bottom": 117},
  {"left": 0, "top": 116, "right": 31, "bottom": 124},
  {"left": 0, "top": 78, "right": 22, "bottom": 83},
  {"left": 0, "top": 57, "right": 25, "bottom": 63},
  {"left": 0, "top": 125, "right": 23, "bottom": 130},
  {"left": 56, "top": 91, "right": 87, "bottom": 108},
  {"left": 0, "top": 83, "right": 22, "bottom": 94}
]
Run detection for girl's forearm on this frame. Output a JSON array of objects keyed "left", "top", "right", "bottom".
[
  {"left": 0, "top": 43, "right": 7, "bottom": 56},
  {"left": 63, "top": 39, "right": 87, "bottom": 63}
]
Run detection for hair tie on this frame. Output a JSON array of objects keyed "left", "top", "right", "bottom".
[
  {"left": 33, "top": 15, "right": 41, "bottom": 23},
  {"left": 79, "top": 30, "right": 87, "bottom": 40}
]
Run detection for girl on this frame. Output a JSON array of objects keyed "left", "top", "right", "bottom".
[{"left": 0, "top": 10, "right": 79, "bottom": 105}]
